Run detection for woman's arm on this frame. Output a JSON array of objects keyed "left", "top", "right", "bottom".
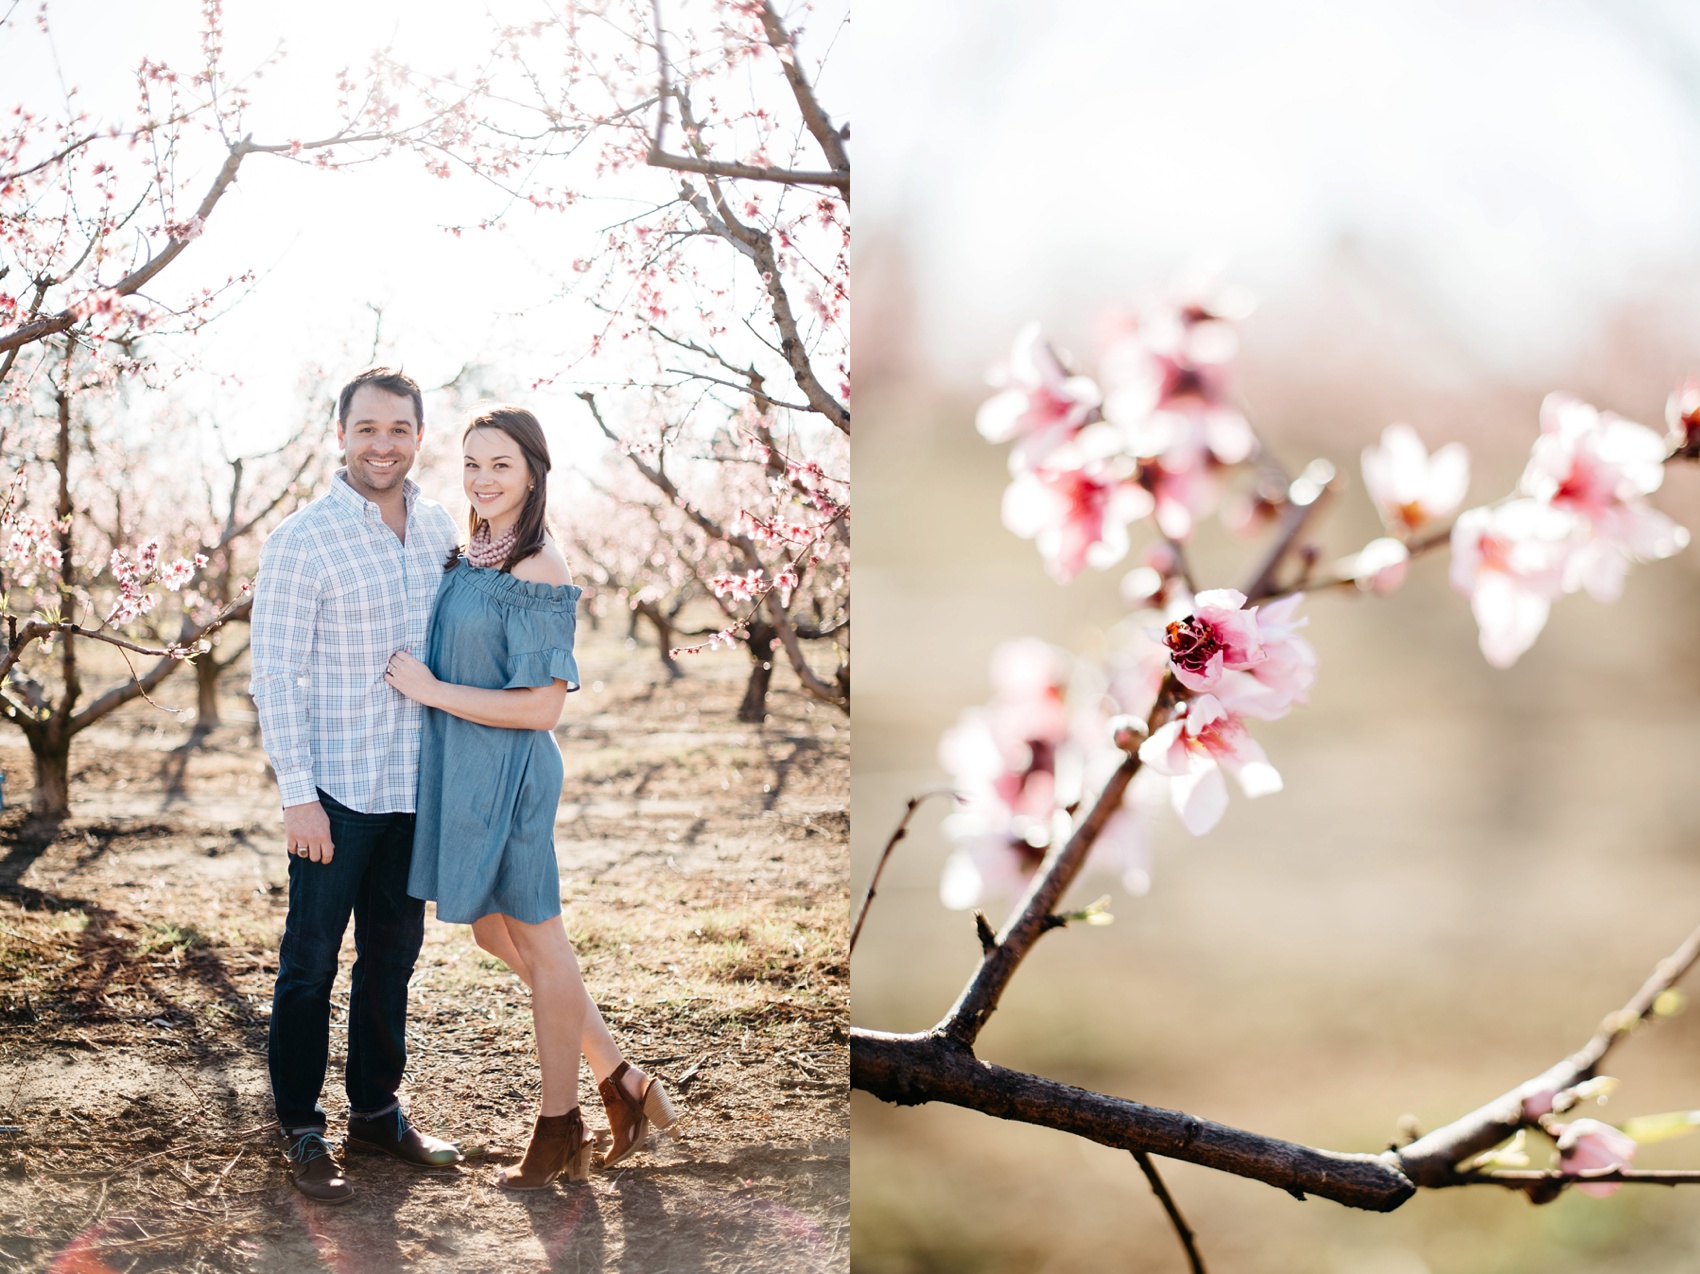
[{"left": 384, "top": 651, "right": 568, "bottom": 730}]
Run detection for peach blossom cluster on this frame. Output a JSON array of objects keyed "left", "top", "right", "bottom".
[{"left": 978, "top": 294, "right": 1255, "bottom": 582}]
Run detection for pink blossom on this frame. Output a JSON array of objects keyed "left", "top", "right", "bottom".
[
  {"left": 1138, "top": 694, "right": 1282, "bottom": 835},
  {"left": 1361, "top": 423, "right": 1469, "bottom": 532},
  {"left": 1520, "top": 393, "right": 1688, "bottom": 602},
  {"left": 1002, "top": 467, "right": 1152, "bottom": 582},
  {"left": 1212, "top": 593, "right": 1315, "bottom": 721},
  {"left": 1104, "top": 621, "right": 1171, "bottom": 725},
  {"left": 1161, "top": 588, "right": 1266, "bottom": 692},
  {"left": 163, "top": 214, "right": 205, "bottom": 241},
  {"left": 709, "top": 568, "right": 765, "bottom": 602},
  {"left": 977, "top": 323, "right": 1102, "bottom": 471},
  {"left": 1100, "top": 302, "right": 1255, "bottom": 468},
  {"left": 938, "top": 640, "right": 1072, "bottom": 889},
  {"left": 1522, "top": 1085, "right": 1560, "bottom": 1122},
  {"left": 940, "top": 639, "right": 1154, "bottom": 907},
  {"left": 1346, "top": 537, "right": 1410, "bottom": 595},
  {"left": 1555, "top": 1119, "right": 1638, "bottom": 1198},
  {"left": 1139, "top": 437, "right": 1220, "bottom": 542},
  {"left": 1449, "top": 501, "right": 1572, "bottom": 669}
]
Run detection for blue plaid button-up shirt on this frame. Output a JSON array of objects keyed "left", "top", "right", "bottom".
[{"left": 250, "top": 470, "right": 460, "bottom": 812}]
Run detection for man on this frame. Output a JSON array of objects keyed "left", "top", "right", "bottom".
[{"left": 250, "top": 367, "right": 463, "bottom": 1203}]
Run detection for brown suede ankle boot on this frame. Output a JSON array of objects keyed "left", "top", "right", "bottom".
[{"left": 497, "top": 1109, "right": 594, "bottom": 1189}]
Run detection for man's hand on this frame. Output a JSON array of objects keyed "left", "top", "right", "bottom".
[{"left": 283, "top": 800, "right": 335, "bottom": 864}]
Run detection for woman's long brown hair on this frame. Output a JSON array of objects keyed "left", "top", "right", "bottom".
[{"left": 446, "top": 405, "right": 553, "bottom": 574}]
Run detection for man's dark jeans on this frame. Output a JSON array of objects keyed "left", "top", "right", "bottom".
[{"left": 269, "top": 791, "right": 424, "bottom": 1131}]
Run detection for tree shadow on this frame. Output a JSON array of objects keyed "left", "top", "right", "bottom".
[
  {"left": 757, "top": 736, "right": 821, "bottom": 811},
  {"left": 155, "top": 721, "right": 217, "bottom": 809},
  {"left": 0, "top": 813, "right": 68, "bottom": 888}
]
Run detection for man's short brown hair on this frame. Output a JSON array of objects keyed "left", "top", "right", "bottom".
[{"left": 337, "top": 367, "right": 424, "bottom": 432}]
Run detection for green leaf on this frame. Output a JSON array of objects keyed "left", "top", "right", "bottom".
[
  {"left": 1619, "top": 1111, "right": 1700, "bottom": 1145},
  {"left": 1061, "top": 894, "right": 1114, "bottom": 927},
  {"left": 1469, "top": 1129, "right": 1529, "bottom": 1170}
]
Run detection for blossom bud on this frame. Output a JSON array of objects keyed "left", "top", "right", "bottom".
[
  {"left": 1347, "top": 537, "right": 1410, "bottom": 594},
  {"left": 1108, "top": 714, "right": 1147, "bottom": 751},
  {"left": 1666, "top": 377, "right": 1700, "bottom": 458}
]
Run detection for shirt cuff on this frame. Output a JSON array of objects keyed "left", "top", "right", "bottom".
[{"left": 275, "top": 771, "right": 319, "bottom": 809}]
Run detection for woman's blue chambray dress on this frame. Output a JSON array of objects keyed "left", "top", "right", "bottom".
[{"left": 408, "top": 561, "right": 582, "bottom": 925}]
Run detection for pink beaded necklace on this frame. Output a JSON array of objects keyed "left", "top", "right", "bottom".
[{"left": 467, "top": 519, "right": 518, "bottom": 569}]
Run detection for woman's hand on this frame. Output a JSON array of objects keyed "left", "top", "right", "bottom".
[{"left": 384, "top": 650, "right": 440, "bottom": 706}]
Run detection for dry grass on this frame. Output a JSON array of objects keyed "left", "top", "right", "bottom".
[{"left": 0, "top": 627, "right": 848, "bottom": 1273}]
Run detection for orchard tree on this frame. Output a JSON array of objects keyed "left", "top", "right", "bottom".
[
  {"left": 173, "top": 422, "right": 329, "bottom": 728},
  {"left": 0, "top": 2, "right": 453, "bottom": 810},
  {"left": 852, "top": 290, "right": 1700, "bottom": 1267},
  {"left": 374, "top": 0, "right": 850, "bottom": 720},
  {"left": 565, "top": 485, "right": 706, "bottom": 679}
]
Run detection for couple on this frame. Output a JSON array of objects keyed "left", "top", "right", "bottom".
[{"left": 249, "top": 366, "right": 675, "bottom": 1204}]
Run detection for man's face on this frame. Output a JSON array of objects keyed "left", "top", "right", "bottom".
[{"left": 338, "top": 385, "right": 421, "bottom": 499}]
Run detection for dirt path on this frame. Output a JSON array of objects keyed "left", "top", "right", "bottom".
[{"left": 0, "top": 632, "right": 848, "bottom": 1273}]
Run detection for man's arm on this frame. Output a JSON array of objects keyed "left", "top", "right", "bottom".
[{"left": 249, "top": 526, "right": 335, "bottom": 862}]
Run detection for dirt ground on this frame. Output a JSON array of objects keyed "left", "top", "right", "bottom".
[{"left": 0, "top": 627, "right": 848, "bottom": 1273}]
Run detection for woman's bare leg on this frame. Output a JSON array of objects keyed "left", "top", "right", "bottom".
[
  {"left": 498, "top": 914, "right": 647, "bottom": 1106},
  {"left": 472, "top": 913, "right": 533, "bottom": 986}
]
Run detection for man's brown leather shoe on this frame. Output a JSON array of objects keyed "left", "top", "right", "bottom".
[
  {"left": 346, "top": 1109, "right": 464, "bottom": 1168},
  {"left": 281, "top": 1129, "right": 353, "bottom": 1204}
]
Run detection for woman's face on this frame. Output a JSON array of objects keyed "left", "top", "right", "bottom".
[{"left": 463, "top": 427, "right": 532, "bottom": 531}]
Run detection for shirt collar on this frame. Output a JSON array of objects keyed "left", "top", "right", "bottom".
[{"left": 330, "top": 468, "right": 419, "bottom": 520}]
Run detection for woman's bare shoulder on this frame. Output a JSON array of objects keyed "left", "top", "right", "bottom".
[{"left": 511, "top": 536, "right": 574, "bottom": 587}]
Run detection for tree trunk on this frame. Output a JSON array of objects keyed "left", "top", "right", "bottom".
[
  {"left": 27, "top": 730, "right": 71, "bottom": 818},
  {"left": 637, "top": 603, "right": 683, "bottom": 679},
  {"left": 738, "top": 622, "right": 777, "bottom": 724},
  {"left": 196, "top": 656, "right": 222, "bottom": 727}
]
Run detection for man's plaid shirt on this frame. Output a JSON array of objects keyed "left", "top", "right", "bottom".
[{"left": 250, "top": 471, "right": 460, "bottom": 812}]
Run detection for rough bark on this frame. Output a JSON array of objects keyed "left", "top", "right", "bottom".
[
  {"left": 738, "top": 621, "right": 777, "bottom": 723},
  {"left": 852, "top": 1030, "right": 1415, "bottom": 1213}
]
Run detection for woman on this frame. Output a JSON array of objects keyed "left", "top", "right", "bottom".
[{"left": 384, "top": 405, "right": 676, "bottom": 1188}]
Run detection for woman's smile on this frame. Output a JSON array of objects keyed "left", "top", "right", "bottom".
[{"left": 463, "top": 427, "right": 531, "bottom": 531}]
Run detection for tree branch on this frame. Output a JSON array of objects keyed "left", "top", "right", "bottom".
[
  {"left": 754, "top": 0, "right": 850, "bottom": 178},
  {"left": 647, "top": 149, "right": 847, "bottom": 191},
  {"left": 938, "top": 682, "right": 1172, "bottom": 1046},
  {"left": 851, "top": 1030, "right": 1414, "bottom": 1212},
  {"left": 0, "top": 129, "right": 387, "bottom": 356},
  {"left": 1395, "top": 918, "right": 1700, "bottom": 1187},
  {"left": 1133, "top": 1150, "right": 1208, "bottom": 1274},
  {"left": 851, "top": 789, "right": 957, "bottom": 956}
]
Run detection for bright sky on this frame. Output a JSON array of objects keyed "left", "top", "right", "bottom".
[
  {"left": 857, "top": 0, "right": 1700, "bottom": 383},
  {"left": 1, "top": 0, "right": 785, "bottom": 490}
]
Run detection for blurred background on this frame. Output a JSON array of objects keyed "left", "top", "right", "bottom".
[{"left": 851, "top": 1, "right": 1700, "bottom": 1270}]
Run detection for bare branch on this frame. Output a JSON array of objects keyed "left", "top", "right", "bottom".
[
  {"left": 851, "top": 789, "right": 957, "bottom": 957},
  {"left": 1133, "top": 1151, "right": 1208, "bottom": 1274},
  {"left": 648, "top": 148, "right": 847, "bottom": 191},
  {"left": 851, "top": 1030, "right": 1414, "bottom": 1213},
  {"left": 753, "top": 1, "right": 850, "bottom": 178}
]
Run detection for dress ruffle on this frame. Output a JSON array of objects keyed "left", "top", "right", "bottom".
[
  {"left": 503, "top": 647, "right": 580, "bottom": 692},
  {"left": 452, "top": 560, "right": 583, "bottom": 612}
]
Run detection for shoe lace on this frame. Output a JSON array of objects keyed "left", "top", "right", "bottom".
[{"left": 288, "top": 1131, "right": 332, "bottom": 1165}]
